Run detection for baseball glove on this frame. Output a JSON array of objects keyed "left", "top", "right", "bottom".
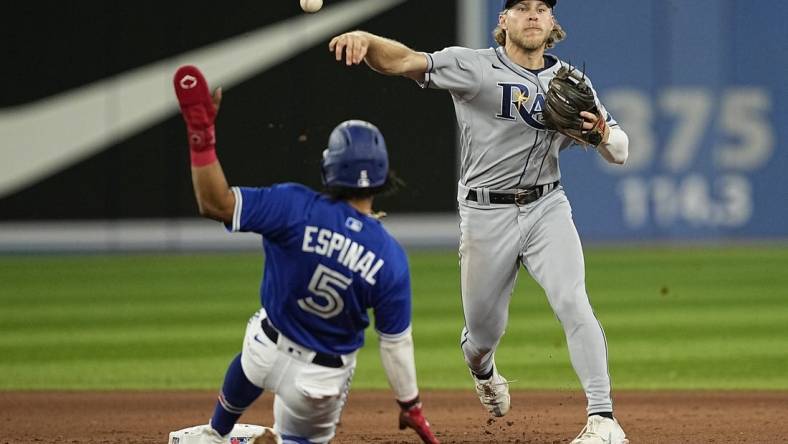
[{"left": 543, "top": 65, "right": 606, "bottom": 147}]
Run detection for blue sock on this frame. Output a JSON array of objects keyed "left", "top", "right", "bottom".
[{"left": 210, "top": 353, "right": 263, "bottom": 436}]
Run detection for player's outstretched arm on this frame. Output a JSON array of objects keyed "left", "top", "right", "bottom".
[
  {"left": 190, "top": 156, "right": 235, "bottom": 223},
  {"left": 379, "top": 333, "right": 440, "bottom": 443},
  {"left": 173, "top": 65, "right": 235, "bottom": 223},
  {"left": 329, "top": 31, "right": 428, "bottom": 81}
]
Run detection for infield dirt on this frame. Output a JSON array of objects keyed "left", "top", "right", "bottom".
[{"left": 1, "top": 390, "right": 786, "bottom": 443}]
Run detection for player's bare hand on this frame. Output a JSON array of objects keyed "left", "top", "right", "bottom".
[
  {"left": 399, "top": 402, "right": 440, "bottom": 444},
  {"left": 579, "top": 111, "right": 600, "bottom": 130},
  {"left": 329, "top": 31, "right": 370, "bottom": 66},
  {"left": 580, "top": 111, "right": 610, "bottom": 143}
]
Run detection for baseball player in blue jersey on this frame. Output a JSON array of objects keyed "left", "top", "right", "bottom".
[
  {"left": 172, "top": 65, "right": 439, "bottom": 444},
  {"left": 330, "top": 1, "right": 630, "bottom": 443}
]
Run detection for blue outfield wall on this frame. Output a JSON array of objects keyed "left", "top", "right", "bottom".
[{"left": 484, "top": 0, "right": 788, "bottom": 240}]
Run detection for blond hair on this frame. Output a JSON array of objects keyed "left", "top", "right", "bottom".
[{"left": 493, "top": 20, "right": 566, "bottom": 49}]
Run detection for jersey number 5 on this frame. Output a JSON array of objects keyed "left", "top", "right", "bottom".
[{"left": 299, "top": 264, "right": 352, "bottom": 319}]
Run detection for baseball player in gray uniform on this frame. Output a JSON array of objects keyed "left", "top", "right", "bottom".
[{"left": 330, "top": 1, "right": 630, "bottom": 443}]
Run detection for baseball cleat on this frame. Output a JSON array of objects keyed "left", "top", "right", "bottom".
[
  {"left": 471, "top": 368, "right": 511, "bottom": 417},
  {"left": 570, "top": 415, "right": 629, "bottom": 444}
]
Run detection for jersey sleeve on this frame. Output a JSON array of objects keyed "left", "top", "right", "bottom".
[
  {"left": 371, "top": 242, "right": 412, "bottom": 338},
  {"left": 419, "top": 46, "right": 484, "bottom": 101},
  {"left": 226, "top": 183, "right": 312, "bottom": 241}
]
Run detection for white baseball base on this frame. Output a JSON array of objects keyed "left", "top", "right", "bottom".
[{"left": 168, "top": 423, "right": 278, "bottom": 444}]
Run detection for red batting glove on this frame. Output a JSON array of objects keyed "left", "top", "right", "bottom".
[
  {"left": 173, "top": 65, "right": 218, "bottom": 166},
  {"left": 398, "top": 397, "right": 440, "bottom": 444}
]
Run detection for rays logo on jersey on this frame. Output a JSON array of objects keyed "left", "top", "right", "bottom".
[{"left": 496, "top": 83, "right": 547, "bottom": 130}]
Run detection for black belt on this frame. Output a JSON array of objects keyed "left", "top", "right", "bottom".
[
  {"left": 466, "top": 181, "right": 559, "bottom": 205},
  {"left": 261, "top": 318, "right": 344, "bottom": 368}
]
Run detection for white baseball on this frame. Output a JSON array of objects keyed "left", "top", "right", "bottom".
[{"left": 300, "top": 0, "right": 323, "bottom": 13}]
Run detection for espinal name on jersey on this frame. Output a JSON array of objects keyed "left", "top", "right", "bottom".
[{"left": 301, "top": 226, "right": 384, "bottom": 285}]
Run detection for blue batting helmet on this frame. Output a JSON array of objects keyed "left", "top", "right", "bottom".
[{"left": 321, "top": 120, "right": 389, "bottom": 189}]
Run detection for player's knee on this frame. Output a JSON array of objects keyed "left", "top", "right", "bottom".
[
  {"left": 552, "top": 295, "right": 595, "bottom": 329},
  {"left": 547, "top": 283, "right": 587, "bottom": 316}
]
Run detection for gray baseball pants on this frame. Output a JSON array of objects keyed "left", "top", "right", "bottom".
[{"left": 457, "top": 186, "right": 613, "bottom": 414}]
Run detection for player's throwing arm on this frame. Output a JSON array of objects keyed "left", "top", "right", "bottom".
[{"left": 329, "top": 31, "right": 427, "bottom": 80}]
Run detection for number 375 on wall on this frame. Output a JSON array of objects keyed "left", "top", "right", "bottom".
[{"left": 601, "top": 87, "right": 776, "bottom": 229}]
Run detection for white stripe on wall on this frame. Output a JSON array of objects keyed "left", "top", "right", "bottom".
[{"left": 0, "top": 214, "right": 460, "bottom": 252}]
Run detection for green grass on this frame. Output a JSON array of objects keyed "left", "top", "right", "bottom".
[{"left": 1, "top": 247, "right": 787, "bottom": 390}]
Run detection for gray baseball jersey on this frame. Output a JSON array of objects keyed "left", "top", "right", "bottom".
[
  {"left": 419, "top": 45, "right": 620, "bottom": 416},
  {"left": 420, "top": 46, "right": 618, "bottom": 190}
]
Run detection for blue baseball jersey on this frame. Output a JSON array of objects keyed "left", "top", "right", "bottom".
[{"left": 226, "top": 183, "right": 412, "bottom": 355}]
